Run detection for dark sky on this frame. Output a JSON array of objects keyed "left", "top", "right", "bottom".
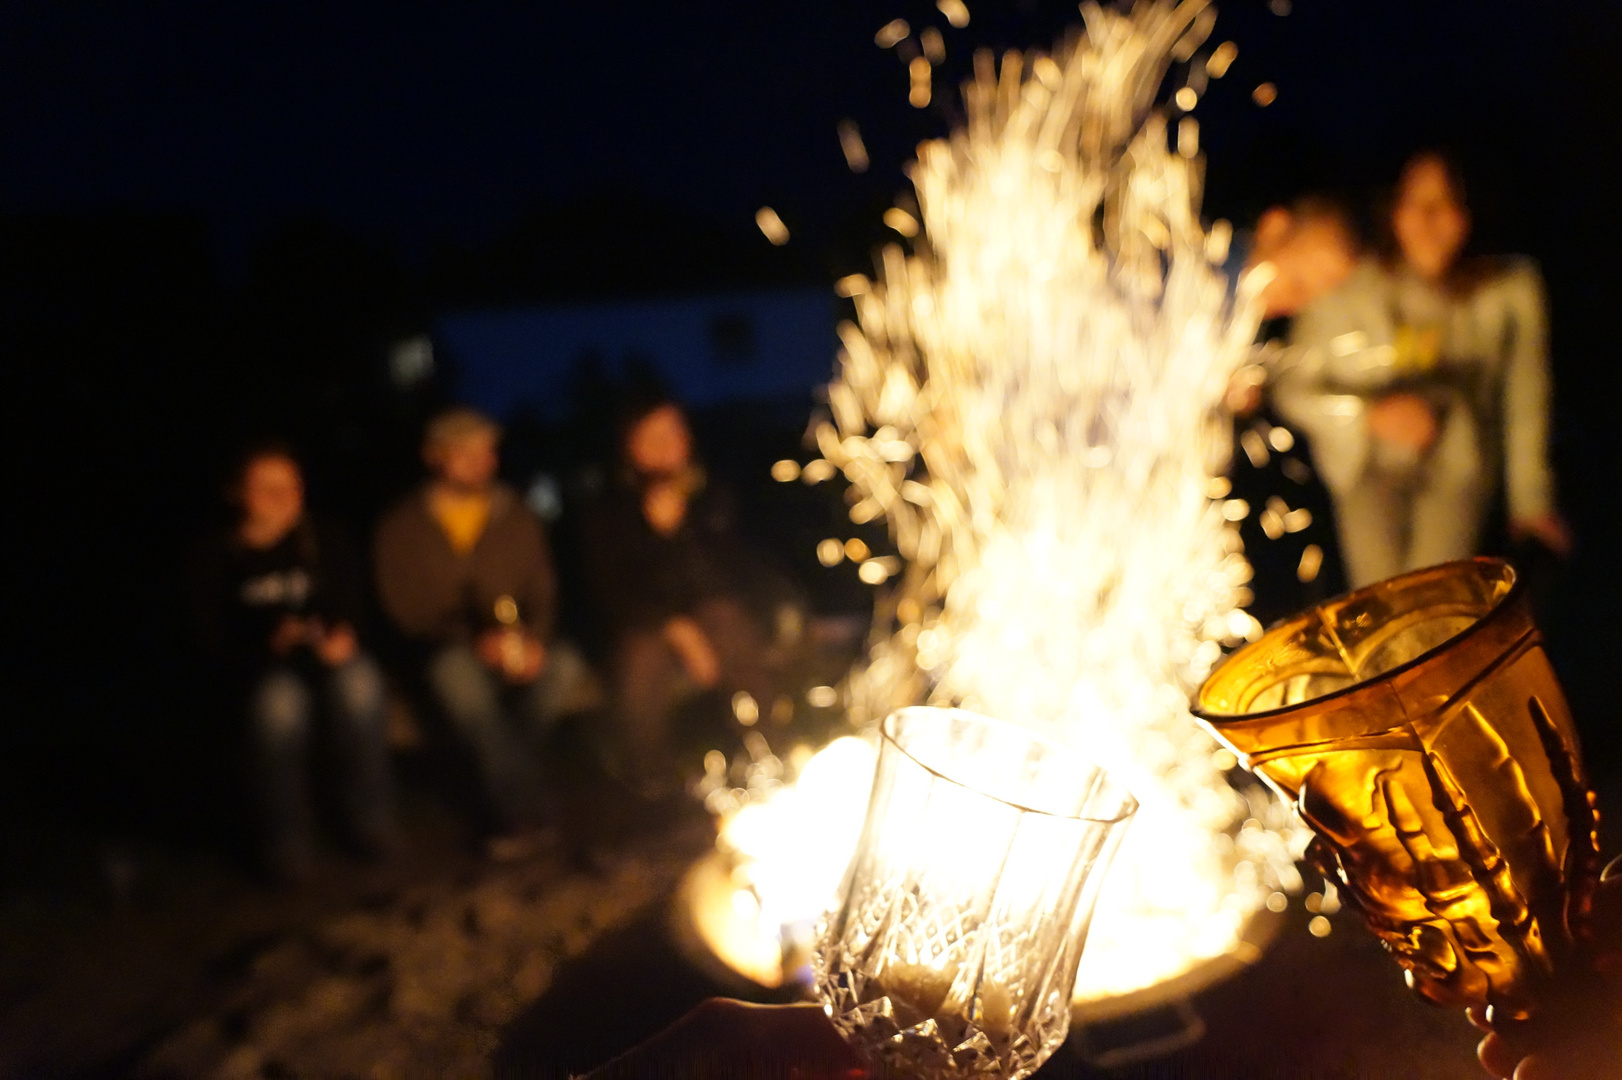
[{"left": 4, "top": 1, "right": 1611, "bottom": 266}]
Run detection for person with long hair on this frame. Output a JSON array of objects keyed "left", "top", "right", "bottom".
[
  {"left": 1276, "top": 151, "right": 1569, "bottom": 588},
  {"left": 193, "top": 444, "right": 397, "bottom": 882}
]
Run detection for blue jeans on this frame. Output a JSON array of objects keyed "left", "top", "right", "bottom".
[
  {"left": 425, "top": 641, "right": 595, "bottom": 831},
  {"left": 248, "top": 654, "right": 395, "bottom": 861}
]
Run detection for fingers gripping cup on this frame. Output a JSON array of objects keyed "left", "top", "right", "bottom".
[
  {"left": 814, "top": 707, "right": 1136, "bottom": 1079},
  {"left": 1194, "top": 558, "right": 1603, "bottom": 1021}
]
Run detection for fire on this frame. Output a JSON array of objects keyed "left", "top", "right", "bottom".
[{"left": 700, "top": 0, "right": 1309, "bottom": 1003}]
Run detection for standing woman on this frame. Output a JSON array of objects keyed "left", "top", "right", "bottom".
[{"left": 1277, "top": 151, "right": 1570, "bottom": 588}]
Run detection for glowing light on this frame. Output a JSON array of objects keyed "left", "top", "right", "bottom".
[
  {"left": 908, "top": 56, "right": 932, "bottom": 108},
  {"left": 834, "top": 274, "right": 870, "bottom": 298},
  {"left": 771, "top": 459, "right": 801, "bottom": 482},
  {"left": 707, "top": 1, "right": 1306, "bottom": 1006},
  {"left": 882, "top": 207, "right": 919, "bottom": 236},
  {"left": 1308, "top": 915, "right": 1332, "bottom": 937},
  {"left": 1266, "top": 425, "right": 1295, "bottom": 452},
  {"left": 920, "top": 27, "right": 945, "bottom": 64},
  {"left": 1175, "top": 86, "right": 1198, "bottom": 111},
  {"left": 800, "top": 459, "right": 837, "bottom": 484},
  {"left": 1178, "top": 117, "right": 1199, "bottom": 158},
  {"left": 937, "top": 0, "right": 970, "bottom": 29},
  {"left": 755, "top": 207, "right": 790, "bottom": 245},
  {"left": 1240, "top": 428, "right": 1269, "bottom": 469},
  {"left": 875, "top": 18, "right": 910, "bottom": 49},
  {"left": 817, "top": 539, "right": 846, "bottom": 566},
  {"left": 733, "top": 692, "right": 760, "bottom": 726},
  {"left": 1297, "top": 543, "right": 1323, "bottom": 583},
  {"left": 837, "top": 119, "right": 870, "bottom": 174},
  {"left": 858, "top": 559, "right": 890, "bottom": 585},
  {"left": 807, "top": 685, "right": 839, "bottom": 709},
  {"left": 843, "top": 537, "right": 871, "bottom": 562},
  {"left": 818, "top": 8, "right": 1305, "bottom": 1003},
  {"left": 710, "top": 737, "right": 880, "bottom": 977},
  {"left": 1206, "top": 41, "right": 1238, "bottom": 79},
  {"left": 1282, "top": 508, "right": 1311, "bottom": 533},
  {"left": 1265, "top": 891, "right": 1289, "bottom": 913},
  {"left": 1253, "top": 82, "right": 1278, "bottom": 106}
]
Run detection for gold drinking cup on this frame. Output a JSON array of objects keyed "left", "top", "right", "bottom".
[{"left": 1193, "top": 558, "right": 1602, "bottom": 1019}]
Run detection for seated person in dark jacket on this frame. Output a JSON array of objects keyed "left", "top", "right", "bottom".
[
  {"left": 581, "top": 397, "right": 776, "bottom": 795},
  {"left": 194, "top": 444, "right": 397, "bottom": 882},
  {"left": 375, "top": 407, "right": 594, "bottom": 852}
]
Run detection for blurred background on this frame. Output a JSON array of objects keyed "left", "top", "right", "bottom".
[{"left": 3, "top": 2, "right": 1621, "bottom": 1076}]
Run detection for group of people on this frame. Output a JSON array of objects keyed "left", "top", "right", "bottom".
[
  {"left": 194, "top": 396, "right": 780, "bottom": 881},
  {"left": 1233, "top": 149, "right": 1567, "bottom": 598}
]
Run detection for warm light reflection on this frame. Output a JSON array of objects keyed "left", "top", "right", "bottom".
[
  {"left": 755, "top": 206, "right": 790, "bottom": 245},
  {"left": 937, "top": 0, "right": 971, "bottom": 30},
  {"left": 837, "top": 119, "right": 870, "bottom": 174},
  {"left": 875, "top": 19, "right": 910, "bottom": 49}
]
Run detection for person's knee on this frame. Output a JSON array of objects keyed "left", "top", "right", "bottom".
[
  {"left": 330, "top": 655, "right": 386, "bottom": 728},
  {"left": 427, "top": 646, "right": 500, "bottom": 728},
  {"left": 251, "top": 670, "right": 311, "bottom": 745}
]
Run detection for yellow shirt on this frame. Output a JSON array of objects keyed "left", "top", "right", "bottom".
[{"left": 428, "top": 490, "right": 491, "bottom": 556}]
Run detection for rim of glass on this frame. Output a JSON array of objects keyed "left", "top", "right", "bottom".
[
  {"left": 1194, "top": 556, "right": 1520, "bottom": 723},
  {"left": 881, "top": 706, "right": 1137, "bottom": 823}
]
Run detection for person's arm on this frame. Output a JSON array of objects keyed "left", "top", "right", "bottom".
[
  {"left": 1499, "top": 261, "right": 1566, "bottom": 549},
  {"left": 373, "top": 505, "right": 443, "bottom": 640},
  {"left": 308, "top": 520, "right": 364, "bottom": 665},
  {"left": 580, "top": 498, "right": 670, "bottom": 634}
]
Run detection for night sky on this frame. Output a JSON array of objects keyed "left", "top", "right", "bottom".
[{"left": 4, "top": 1, "right": 1611, "bottom": 264}]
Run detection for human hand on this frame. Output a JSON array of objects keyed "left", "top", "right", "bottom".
[
  {"left": 581, "top": 998, "right": 866, "bottom": 1080},
  {"left": 311, "top": 620, "right": 358, "bottom": 667},
  {"left": 1474, "top": 856, "right": 1622, "bottom": 1079},
  {"left": 1510, "top": 513, "right": 1573, "bottom": 558},
  {"left": 663, "top": 616, "right": 720, "bottom": 688},
  {"left": 1367, "top": 392, "right": 1439, "bottom": 453},
  {"left": 269, "top": 615, "right": 309, "bottom": 656},
  {"left": 642, "top": 481, "right": 689, "bottom": 536},
  {"left": 478, "top": 628, "right": 546, "bottom": 683}
]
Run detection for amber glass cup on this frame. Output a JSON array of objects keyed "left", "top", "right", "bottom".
[{"left": 1193, "top": 558, "right": 1602, "bottom": 1021}]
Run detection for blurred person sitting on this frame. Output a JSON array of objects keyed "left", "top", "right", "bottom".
[
  {"left": 1278, "top": 151, "right": 1568, "bottom": 588},
  {"left": 375, "top": 407, "right": 595, "bottom": 857},
  {"left": 580, "top": 396, "right": 779, "bottom": 799},
  {"left": 193, "top": 444, "right": 397, "bottom": 883}
]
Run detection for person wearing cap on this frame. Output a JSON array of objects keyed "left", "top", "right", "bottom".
[{"left": 375, "top": 406, "right": 595, "bottom": 855}]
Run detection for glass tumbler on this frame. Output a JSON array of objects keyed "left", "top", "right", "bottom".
[{"left": 814, "top": 706, "right": 1137, "bottom": 1079}]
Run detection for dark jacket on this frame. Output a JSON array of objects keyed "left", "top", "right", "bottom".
[
  {"left": 192, "top": 518, "right": 364, "bottom": 676},
  {"left": 374, "top": 483, "right": 557, "bottom": 645},
  {"left": 580, "top": 474, "right": 750, "bottom": 638}
]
